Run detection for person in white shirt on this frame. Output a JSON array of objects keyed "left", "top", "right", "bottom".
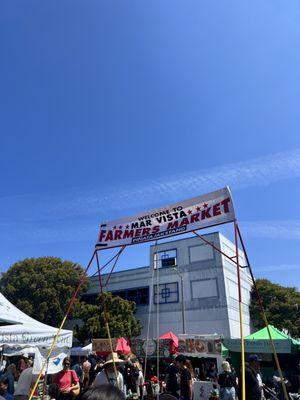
[
  {"left": 14, "top": 366, "right": 36, "bottom": 400},
  {"left": 93, "top": 353, "right": 124, "bottom": 392}
]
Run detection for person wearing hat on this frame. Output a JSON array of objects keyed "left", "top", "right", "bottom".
[
  {"left": 92, "top": 353, "right": 124, "bottom": 392},
  {"left": 239, "top": 355, "right": 262, "bottom": 400}
]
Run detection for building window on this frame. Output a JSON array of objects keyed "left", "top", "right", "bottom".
[
  {"left": 112, "top": 287, "right": 149, "bottom": 306},
  {"left": 189, "top": 244, "right": 214, "bottom": 263},
  {"left": 154, "top": 282, "right": 179, "bottom": 304},
  {"left": 154, "top": 249, "right": 177, "bottom": 269},
  {"left": 191, "top": 279, "right": 218, "bottom": 299},
  {"left": 81, "top": 293, "right": 98, "bottom": 305}
]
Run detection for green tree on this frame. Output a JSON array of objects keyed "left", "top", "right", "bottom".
[
  {"left": 0, "top": 257, "right": 89, "bottom": 327},
  {"left": 250, "top": 279, "right": 300, "bottom": 337},
  {"left": 74, "top": 292, "right": 141, "bottom": 343}
]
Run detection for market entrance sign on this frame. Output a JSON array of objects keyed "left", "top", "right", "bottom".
[{"left": 97, "top": 187, "right": 235, "bottom": 249}]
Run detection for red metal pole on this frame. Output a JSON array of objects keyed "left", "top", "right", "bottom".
[
  {"left": 193, "top": 230, "right": 246, "bottom": 268},
  {"left": 236, "top": 225, "right": 289, "bottom": 400}
]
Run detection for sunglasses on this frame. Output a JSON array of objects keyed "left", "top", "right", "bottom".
[{"left": 64, "top": 363, "right": 70, "bottom": 367}]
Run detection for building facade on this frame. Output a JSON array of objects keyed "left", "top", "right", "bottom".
[{"left": 84, "top": 232, "right": 252, "bottom": 339}]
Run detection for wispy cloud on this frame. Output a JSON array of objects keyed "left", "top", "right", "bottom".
[
  {"left": 1, "top": 148, "right": 300, "bottom": 225},
  {"left": 254, "top": 264, "right": 300, "bottom": 273},
  {"left": 240, "top": 220, "right": 300, "bottom": 240}
]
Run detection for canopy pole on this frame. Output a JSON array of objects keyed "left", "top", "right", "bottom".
[
  {"left": 28, "top": 250, "right": 97, "bottom": 400},
  {"left": 234, "top": 220, "right": 246, "bottom": 400},
  {"left": 95, "top": 247, "right": 125, "bottom": 389},
  {"left": 236, "top": 225, "right": 289, "bottom": 400}
]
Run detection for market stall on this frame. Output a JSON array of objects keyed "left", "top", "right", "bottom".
[
  {"left": 0, "top": 292, "right": 73, "bottom": 373},
  {"left": 224, "top": 325, "right": 300, "bottom": 390}
]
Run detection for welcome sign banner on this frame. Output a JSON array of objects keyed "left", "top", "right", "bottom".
[{"left": 97, "top": 187, "right": 235, "bottom": 249}]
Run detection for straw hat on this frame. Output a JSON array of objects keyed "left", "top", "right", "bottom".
[{"left": 103, "top": 352, "right": 124, "bottom": 367}]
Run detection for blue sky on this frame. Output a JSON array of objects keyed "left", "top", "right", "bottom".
[{"left": 1, "top": 0, "right": 300, "bottom": 288}]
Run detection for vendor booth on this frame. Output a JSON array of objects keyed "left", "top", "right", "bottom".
[
  {"left": 93, "top": 337, "right": 131, "bottom": 356},
  {"left": 0, "top": 292, "right": 73, "bottom": 374},
  {"left": 224, "top": 325, "right": 300, "bottom": 391},
  {"left": 224, "top": 325, "right": 300, "bottom": 354}
]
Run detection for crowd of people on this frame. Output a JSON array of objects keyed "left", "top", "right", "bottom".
[{"left": 0, "top": 352, "right": 298, "bottom": 400}]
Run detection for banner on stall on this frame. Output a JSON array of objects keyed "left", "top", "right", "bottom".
[
  {"left": 96, "top": 187, "right": 235, "bottom": 249},
  {"left": 223, "top": 339, "right": 291, "bottom": 354},
  {"left": 178, "top": 338, "right": 223, "bottom": 356},
  {"left": 33, "top": 347, "right": 70, "bottom": 375},
  {"left": 93, "top": 339, "right": 117, "bottom": 354},
  {"left": 130, "top": 339, "right": 171, "bottom": 358}
]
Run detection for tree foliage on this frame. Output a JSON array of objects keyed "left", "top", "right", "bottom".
[
  {"left": 250, "top": 279, "right": 300, "bottom": 338},
  {"left": 0, "top": 257, "right": 89, "bottom": 327},
  {"left": 74, "top": 292, "right": 142, "bottom": 343}
]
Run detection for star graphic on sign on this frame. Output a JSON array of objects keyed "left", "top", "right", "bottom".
[
  {"left": 119, "top": 225, "right": 123, "bottom": 229},
  {"left": 126, "top": 225, "right": 130, "bottom": 229},
  {"left": 187, "top": 209, "right": 192, "bottom": 215},
  {"left": 196, "top": 206, "right": 201, "bottom": 212},
  {"left": 203, "top": 202, "right": 208, "bottom": 208},
  {"left": 113, "top": 226, "right": 117, "bottom": 230}
]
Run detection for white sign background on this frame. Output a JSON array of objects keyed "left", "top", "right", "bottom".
[{"left": 97, "top": 187, "right": 235, "bottom": 249}]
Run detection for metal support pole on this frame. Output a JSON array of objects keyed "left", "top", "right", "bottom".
[
  {"left": 28, "top": 250, "right": 96, "bottom": 400},
  {"left": 172, "top": 266, "right": 186, "bottom": 334},
  {"left": 234, "top": 221, "right": 246, "bottom": 400},
  {"left": 236, "top": 225, "right": 289, "bottom": 400},
  {"left": 181, "top": 275, "right": 186, "bottom": 335}
]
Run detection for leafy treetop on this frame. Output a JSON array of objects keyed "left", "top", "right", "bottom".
[{"left": 250, "top": 279, "right": 300, "bottom": 338}]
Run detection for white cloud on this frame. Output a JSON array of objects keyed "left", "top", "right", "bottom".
[
  {"left": 254, "top": 264, "right": 300, "bottom": 273},
  {"left": 240, "top": 220, "right": 300, "bottom": 240},
  {"left": 2, "top": 147, "right": 300, "bottom": 223}
]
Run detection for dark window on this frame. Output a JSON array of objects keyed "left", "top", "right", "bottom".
[
  {"left": 154, "top": 282, "right": 179, "bottom": 304},
  {"left": 154, "top": 249, "right": 177, "bottom": 269},
  {"left": 112, "top": 287, "right": 149, "bottom": 305},
  {"left": 81, "top": 293, "right": 98, "bottom": 305}
]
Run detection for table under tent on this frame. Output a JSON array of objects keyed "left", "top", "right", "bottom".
[{"left": 0, "top": 292, "right": 73, "bottom": 375}]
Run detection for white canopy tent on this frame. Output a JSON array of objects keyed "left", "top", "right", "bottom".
[
  {"left": 70, "top": 343, "right": 92, "bottom": 356},
  {"left": 0, "top": 292, "right": 73, "bottom": 349},
  {"left": 0, "top": 292, "right": 73, "bottom": 374}
]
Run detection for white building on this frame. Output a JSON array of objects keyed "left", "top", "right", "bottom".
[{"left": 84, "top": 232, "right": 252, "bottom": 339}]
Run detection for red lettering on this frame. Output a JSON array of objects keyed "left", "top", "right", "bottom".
[
  {"left": 142, "top": 228, "right": 151, "bottom": 235},
  {"left": 98, "top": 230, "right": 107, "bottom": 242},
  {"left": 190, "top": 213, "right": 200, "bottom": 223},
  {"left": 135, "top": 229, "right": 142, "bottom": 237},
  {"left": 106, "top": 230, "right": 114, "bottom": 241},
  {"left": 213, "top": 203, "right": 221, "bottom": 216},
  {"left": 180, "top": 217, "right": 189, "bottom": 226},
  {"left": 221, "top": 197, "right": 230, "bottom": 213},
  {"left": 114, "top": 230, "right": 123, "bottom": 240},
  {"left": 167, "top": 221, "right": 179, "bottom": 229},
  {"left": 152, "top": 226, "right": 160, "bottom": 234},
  {"left": 201, "top": 207, "right": 211, "bottom": 219},
  {"left": 123, "top": 230, "right": 134, "bottom": 239}
]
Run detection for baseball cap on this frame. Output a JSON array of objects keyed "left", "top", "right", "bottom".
[{"left": 248, "top": 354, "right": 262, "bottom": 362}]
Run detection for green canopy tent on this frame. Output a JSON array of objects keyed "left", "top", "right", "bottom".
[{"left": 224, "top": 325, "right": 300, "bottom": 354}]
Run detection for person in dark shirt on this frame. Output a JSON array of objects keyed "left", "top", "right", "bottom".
[
  {"left": 88, "top": 354, "right": 97, "bottom": 383},
  {"left": 175, "top": 355, "right": 192, "bottom": 400},
  {"left": 207, "top": 363, "right": 218, "bottom": 382},
  {"left": 239, "top": 355, "right": 262, "bottom": 400},
  {"left": 218, "top": 361, "right": 236, "bottom": 400},
  {"left": 165, "top": 357, "right": 179, "bottom": 398}
]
